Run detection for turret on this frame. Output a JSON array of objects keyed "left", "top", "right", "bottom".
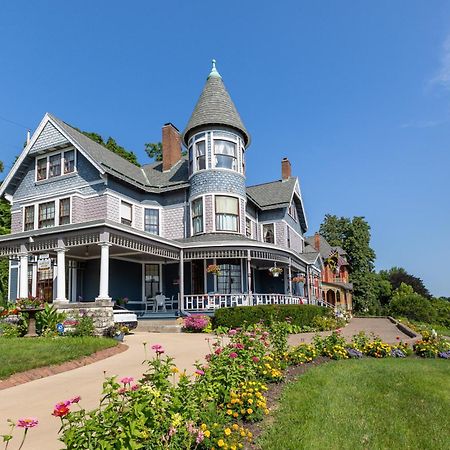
[{"left": 184, "top": 61, "right": 250, "bottom": 236}]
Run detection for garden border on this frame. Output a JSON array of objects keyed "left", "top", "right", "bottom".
[
  {"left": 0, "top": 343, "right": 128, "bottom": 390},
  {"left": 387, "top": 316, "right": 418, "bottom": 338}
]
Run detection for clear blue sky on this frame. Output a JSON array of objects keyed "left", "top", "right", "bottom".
[{"left": 1, "top": 1, "right": 449, "bottom": 296}]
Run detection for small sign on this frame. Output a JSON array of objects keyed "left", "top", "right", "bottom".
[
  {"left": 38, "top": 259, "right": 51, "bottom": 270},
  {"left": 56, "top": 323, "right": 65, "bottom": 334},
  {"left": 39, "top": 254, "right": 50, "bottom": 260}
]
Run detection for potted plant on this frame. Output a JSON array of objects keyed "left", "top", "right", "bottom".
[
  {"left": 269, "top": 267, "right": 283, "bottom": 277},
  {"left": 207, "top": 264, "right": 221, "bottom": 276},
  {"left": 106, "top": 324, "right": 129, "bottom": 342},
  {"left": 292, "top": 275, "right": 305, "bottom": 283}
]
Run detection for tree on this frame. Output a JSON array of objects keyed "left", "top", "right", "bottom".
[
  {"left": 144, "top": 141, "right": 187, "bottom": 162},
  {"left": 379, "top": 267, "right": 431, "bottom": 299},
  {"left": 389, "top": 283, "right": 437, "bottom": 323},
  {"left": 145, "top": 142, "right": 163, "bottom": 161},
  {"left": 0, "top": 161, "right": 11, "bottom": 303},
  {"left": 319, "top": 215, "right": 377, "bottom": 313},
  {"left": 79, "top": 130, "right": 141, "bottom": 167}
]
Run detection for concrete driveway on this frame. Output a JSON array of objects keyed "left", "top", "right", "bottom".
[{"left": 0, "top": 332, "right": 212, "bottom": 450}]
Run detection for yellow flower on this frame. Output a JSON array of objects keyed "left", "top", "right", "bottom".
[
  {"left": 226, "top": 409, "right": 233, "bottom": 415},
  {"left": 233, "top": 412, "right": 238, "bottom": 418},
  {"left": 224, "top": 428, "right": 231, "bottom": 436},
  {"left": 232, "top": 424, "right": 239, "bottom": 430},
  {"left": 218, "top": 439, "right": 225, "bottom": 447},
  {"left": 201, "top": 423, "right": 207, "bottom": 431},
  {"left": 204, "top": 430, "right": 211, "bottom": 438},
  {"left": 248, "top": 398, "right": 253, "bottom": 404},
  {"left": 247, "top": 408, "right": 253, "bottom": 414},
  {"left": 171, "top": 367, "right": 179, "bottom": 373}
]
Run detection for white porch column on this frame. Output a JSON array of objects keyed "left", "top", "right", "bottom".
[
  {"left": 96, "top": 242, "right": 112, "bottom": 301},
  {"left": 55, "top": 247, "right": 68, "bottom": 302},
  {"left": 19, "top": 252, "right": 29, "bottom": 298},
  {"left": 247, "top": 249, "right": 252, "bottom": 302},
  {"left": 288, "top": 259, "right": 292, "bottom": 297},
  {"left": 179, "top": 249, "right": 184, "bottom": 312}
]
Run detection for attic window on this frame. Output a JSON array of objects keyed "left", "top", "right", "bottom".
[
  {"left": 64, "top": 150, "right": 75, "bottom": 174},
  {"left": 37, "top": 158, "right": 47, "bottom": 181},
  {"left": 288, "top": 202, "right": 298, "bottom": 222}
]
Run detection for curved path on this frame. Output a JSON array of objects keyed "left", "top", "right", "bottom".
[
  {"left": 0, "top": 332, "right": 211, "bottom": 450},
  {"left": 289, "top": 317, "right": 417, "bottom": 346}
]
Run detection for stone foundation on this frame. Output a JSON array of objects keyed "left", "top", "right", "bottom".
[{"left": 54, "top": 300, "right": 114, "bottom": 336}]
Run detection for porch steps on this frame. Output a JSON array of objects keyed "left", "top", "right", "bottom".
[{"left": 136, "top": 319, "right": 182, "bottom": 333}]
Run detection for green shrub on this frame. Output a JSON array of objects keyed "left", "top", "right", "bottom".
[
  {"left": 212, "top": 305, "right": 329, "bottom": 329},
  {"left": 71, "top": 315, "right": 95, "bottom": 337},
  {"left": 36, "top": 304, "right": 66, "bottom": 336}
]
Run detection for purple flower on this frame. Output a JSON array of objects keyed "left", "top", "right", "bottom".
[
  {"left": 195, "top": 369, "right": 205, "bottom": 376},
  {"left": 17, "top": 418, "right": 38, "bottom": 428},
  {"left": 229, "top": 352, "right": 238, "bottom": 359}
]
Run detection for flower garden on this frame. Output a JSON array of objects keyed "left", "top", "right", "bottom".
[{"left": 2, "top": 321, "right": 449, "bottom": 449}]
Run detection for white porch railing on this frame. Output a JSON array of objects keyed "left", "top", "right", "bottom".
[{"left": 183, "top": 293, "right": 310, "bottom": 311}]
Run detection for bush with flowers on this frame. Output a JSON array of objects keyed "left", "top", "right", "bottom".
[
  {"left": 413, "top": 330, "right": 450, "bottom": 358},
  {"left": 182, "top": 314, "right": 211, "bottom": 333},
  {"left": 287, "top": 343, "right": 317, "bottom": 365},
  {"left": 362, "top": 338, "right": 392, "bottom": 358},
  {"left": 224, "top": 381, "right": 269, "bottom": 422},
  {"left": 313, "top": 331, "right": 349, "bottom": 360}
]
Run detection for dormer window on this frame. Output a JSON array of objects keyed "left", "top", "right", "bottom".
[
  {"left": 37, "top": 158, "right": 47, "bottom": 181},
  {"left": 214, "top": 140, "right": 236, "bottom": 170},
  {"left": 49, "top": 154, "right": 61, "bottom": 178},
  {"left": 35, "top": 149, "right": 76, "bottom": 182},
  {"left": 288, "top": 202, "right": 298, "bottom": 222}
]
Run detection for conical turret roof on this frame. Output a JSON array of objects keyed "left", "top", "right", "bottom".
[{"left": 183, "top": 60, "right": 250, "bottom": 146}]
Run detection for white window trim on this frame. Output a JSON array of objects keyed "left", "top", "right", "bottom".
[
  {"left": 23, "top": 195, "right": 73, "bottom": 231},
  {"left": 245, "top": 215, "right": 255, "bottom": 239},
  {"left": 120, "top": 200, "right": 133, "bottom": 227},
  {"left": 213, "top": 194, "right": 241, "bottom": 234},
  {"left": 34, "top": 147, "right": 77, "bottom": 183},
  {"left": 191, "top": 195, "right": 205, "bottom": 236},
  {"left": 143, "top": 206, "right": 162, "bottom": 235},
  {"left": 260, "top": 222, "right": 276, "bottom": 245}
]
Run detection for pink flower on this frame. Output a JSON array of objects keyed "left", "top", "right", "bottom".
[
  {"left": 235, "top": 343, "right": 244, "bottom": 350},
  {"left": 70, "top": 396, "right": 81, "bottom": 404},
  {"left": 214, "top": 347, "right": 223, "bottom": 355},
  {"left": 131, "top": 384, "right": 140, "bottom": 391},
  {"left": 52, "top": 402, "right": 70, "bottom": 417},
  {"left": 195, "top": 369, "right": 205, "bottom": 376},
  {"left": 118, "top": 387, "right": 127, "bottom": 394},
  {"left": 229, "top": 352, "right": 238, "bottom": 359},
  {"left": 17, "top": 418, "right": 38, "bottom": 428},
  {"left": 168, "top": 426, "right": 177, "bottom": 437},
  {"left": 252, "top": 356, "right": 260, "bottom": 363},
  {"left": 228, "top": 329, "right": 237, "bottom": 336},
  {"left": 151, "top": 344, "right": 165, "bottom": 355},
  {"left": 120, "top": 376, "right": 134, "bottom": 385},
  {"left": 196, "top": 430, "right": 205, "bottom": 444}
]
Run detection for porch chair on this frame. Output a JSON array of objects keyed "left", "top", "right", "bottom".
[{"left": 154, "top": 294, "right": 166, "bottom": 312}]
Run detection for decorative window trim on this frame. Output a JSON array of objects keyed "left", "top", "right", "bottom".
[
  {"left": 35, "top": 148, "right": 77, "bottom": 183},
  {"left": 191, "top": 197, "right": 204, "bottom": 235},
  {"left": 261, "top": 222, "right": 276, "bottom": 245}
]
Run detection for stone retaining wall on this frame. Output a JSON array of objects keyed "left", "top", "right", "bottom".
[{"left": 55, "top": 300, "right": 114, "bottom": 336}]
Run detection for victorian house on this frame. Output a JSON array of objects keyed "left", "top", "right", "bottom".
[
  {"left": 304, "top": 234, "right": 353, "bottom": 311},
  {"left": 0, "top": 62, "right": 327, "bottom": 316}
]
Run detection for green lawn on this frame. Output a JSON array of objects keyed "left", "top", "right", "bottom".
[
  {"left": 0, "top": 336, "right": 118, "bottom": 379},
  {"left": 259, "top": 359, "right": 450, "bottom": 450}
]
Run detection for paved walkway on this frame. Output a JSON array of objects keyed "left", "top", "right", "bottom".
[
  {"left": 289, "top": 317, "right": 416, "bottom": 346},
  {"left": 0, "top": 318, "right": 416, "bottom": 450},
  {"left": 0, "top": 332, "right": 212, "bottom": 450}
]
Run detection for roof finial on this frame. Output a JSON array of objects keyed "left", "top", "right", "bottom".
[{"left": 208, "top": 58, "right": 221, "bottom": 79}]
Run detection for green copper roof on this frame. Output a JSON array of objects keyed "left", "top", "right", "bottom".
[{"left": 183, "top": 61, "right": 250, "bottom": 146}]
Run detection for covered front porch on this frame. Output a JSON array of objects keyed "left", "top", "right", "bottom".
[{"left": 1, "top": 222, "right": 326, "bottom": 317}]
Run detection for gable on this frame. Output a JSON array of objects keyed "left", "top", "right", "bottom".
[{"left": 29, "top": 122, "right": 69, "bottom": 154}]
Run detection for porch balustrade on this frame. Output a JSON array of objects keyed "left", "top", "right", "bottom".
[{"left": 183, "top": 293, "right": 310, "bottom": 311}]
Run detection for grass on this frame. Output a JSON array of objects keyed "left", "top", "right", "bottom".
[
  {"left": 0, "top": 336, "right": 118, "bottom": 379},
  {"left": 259, "top": 358, "right": 450, "bottom": 450}
]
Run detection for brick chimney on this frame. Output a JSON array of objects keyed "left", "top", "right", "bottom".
[
  {"left": 281, "top": 157, "right": 291, "bottom": 180},
  {"left": 314, "top": 232, "right": 321, "bottom": 251},
  {"left": 162, "top": 123, "right": 182, "bottom": 172}
]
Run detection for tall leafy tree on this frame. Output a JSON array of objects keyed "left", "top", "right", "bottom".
[
  {"left": 79, "top": 130, "right": 141, "bottom": 167},
  {"left": 379, "top": 267, "right": 431, "bottom": 299},
  {"left": 144, "top": 141, "right": 187, "bottom": 162},
  {"left": 0, "top": 161, "right": 11, "bottom": 303},
  {"left": 319, "top": 215, "right": 377, "bottom": 313}
]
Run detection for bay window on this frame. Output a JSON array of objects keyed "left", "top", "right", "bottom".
[
  {"left": 192, "top": 198, "right": 203, "bottom": 234},
  {"left": 38, "top": 201, "right": 55, "bottom": 228},
  {"left": 214, "top": 140, "right": 237, "bottom": 170},
  {"left": 215, "top": 196, "right": 239, "bottom": 232},
  {"left": 145, "top": 208, "right": 159, "bottom": 234}
]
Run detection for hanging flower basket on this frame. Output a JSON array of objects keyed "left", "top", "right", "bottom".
[
  {"left": 269, "top": 267, "right": 283, "bottom": 277},
  {"left": 292, "top": 276, "right": 305, "bottom": 283},
  {"left": 207, "top": 264, "right": 221, "bottom": 276}
]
